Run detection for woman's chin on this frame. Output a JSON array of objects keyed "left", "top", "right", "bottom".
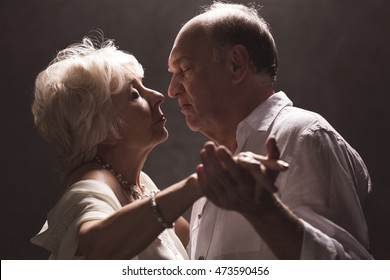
[{"left": 154, "top": 129, "right": 169, "bottom": 145}]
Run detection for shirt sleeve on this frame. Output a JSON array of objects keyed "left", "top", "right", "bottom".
[{"left": 278, "top": 125, "right": 372, "bottom": 259}]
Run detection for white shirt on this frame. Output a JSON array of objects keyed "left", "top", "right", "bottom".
[
  {"left": 31, "top": 172, "right": 188, "bottom": 260},
  {"left": 189, "top": 91, "right": 372, "bottom": 259}
]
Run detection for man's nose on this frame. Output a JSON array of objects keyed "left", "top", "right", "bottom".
[{"left": 168, "top": 74, "right": 181, "bottom": 98}]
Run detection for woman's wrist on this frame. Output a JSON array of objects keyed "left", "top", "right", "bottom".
[{"left": 185, "top": 173, "right": 203, "bottom": 200}]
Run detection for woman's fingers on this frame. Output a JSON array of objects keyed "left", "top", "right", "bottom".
[
  {"left": 235, "top": 158, "right": 277, "bottom": 193},
  {"left": 238, "top": 152, "right": 289, "bottom": 172}
]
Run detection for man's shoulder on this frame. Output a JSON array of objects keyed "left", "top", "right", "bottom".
[{"left": 274, "top": 106, "right": 332, "bottom": 132}]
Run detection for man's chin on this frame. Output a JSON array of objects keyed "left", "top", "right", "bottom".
[{"left": 185, "top": 116, "right": 201, "bottom": 132}]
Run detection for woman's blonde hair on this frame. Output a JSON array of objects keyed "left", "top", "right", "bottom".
[{"left": 32, "top": 36, "right": 144, "bottom": 173}]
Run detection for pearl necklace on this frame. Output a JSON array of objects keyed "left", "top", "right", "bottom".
[{"left": 95, "top": 156, "right": 145, "bottom": 199}]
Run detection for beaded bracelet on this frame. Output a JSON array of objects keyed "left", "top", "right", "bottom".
[{"left": 150, "top": 191, "right": 174, "bottom": 228}]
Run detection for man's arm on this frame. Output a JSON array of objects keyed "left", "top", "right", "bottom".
[{"left": 196, "top": 139, "right": 304, "bottom": 259}]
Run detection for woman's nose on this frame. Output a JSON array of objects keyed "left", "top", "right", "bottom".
[{"left": 148, "top": 89, "right": 164, "bottom": 108}]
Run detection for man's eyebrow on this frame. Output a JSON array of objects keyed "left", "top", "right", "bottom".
[{"left": 168, "top": 56, "right": 192, "bottom": 72}]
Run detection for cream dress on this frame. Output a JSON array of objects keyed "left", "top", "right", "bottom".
[{"left": 31, "top": 172, "right": 188, "bottom": 260}]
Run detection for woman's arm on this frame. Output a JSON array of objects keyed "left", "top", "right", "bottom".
[{"left": 78, "top": 174, "right": 200, "bottom": 259}]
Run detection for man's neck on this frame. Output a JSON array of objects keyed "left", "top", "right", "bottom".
[{"left": 201, "top": 126, "right": 238, "bottom": 153}]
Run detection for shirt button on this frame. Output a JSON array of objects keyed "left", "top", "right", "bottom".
[{"left": 198, "top": 256, "right": 205, "bottom": 260}]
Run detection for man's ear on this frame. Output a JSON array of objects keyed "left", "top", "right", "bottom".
[
  {"left": 100, "top": 134, "right": 117, "bottom": 145},
  {"left": 227, "top": 44, "right": 250, "bottom": 84}
]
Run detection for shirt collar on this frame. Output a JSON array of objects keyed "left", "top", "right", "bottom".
[{"left": 235, "top": 91, "right": 293, "bottom": 151}]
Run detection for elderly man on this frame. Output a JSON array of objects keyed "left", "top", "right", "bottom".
[{"left": 168, "top": 2, "right": 372, "bottom": 259}]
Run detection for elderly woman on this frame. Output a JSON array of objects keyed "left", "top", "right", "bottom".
[
  {"left": 31, "top": 37, "right": 203, "bottom": 259},
  {"left": 31, "top": 36, "right": 285, "bottom": 260}
]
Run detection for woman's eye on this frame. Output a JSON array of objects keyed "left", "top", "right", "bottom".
[{"left": 130, "top": 88, "right": 140, "bottom": 100}]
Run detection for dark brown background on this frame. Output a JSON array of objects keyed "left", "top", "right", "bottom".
[{"left": 1, "top": 0, "right": 389, "bottom": 259}]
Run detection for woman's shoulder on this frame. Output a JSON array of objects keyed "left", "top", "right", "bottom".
[
  {"left": 67, "top": 162, "right": 115, "bottom": 186},
  {"left": 140, "top": 172, "right": 159, "bottom": 192},
  {"left": 64, "top": 162, "right": 128, "bottom": 204},
  {"left": 68, "top": 179, "right": 110, "bottom": 191}
]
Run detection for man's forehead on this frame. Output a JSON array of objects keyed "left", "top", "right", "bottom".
[
  {"left": 169, "top": 55, "right": 192, "bottom": 68},
  {"left": 167, "top": 21, "right": 214, "bottom": 71}
]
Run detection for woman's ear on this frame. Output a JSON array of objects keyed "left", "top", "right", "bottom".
[
  {"left": 100, "top": 134, "right": 117, "bottom": 145},
  {"left": 227, "top": 44, "right": 250, "bottom": 84}
]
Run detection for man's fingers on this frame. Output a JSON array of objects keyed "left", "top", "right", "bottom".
[
  {"left": 196, "top": 164, "right": 219, "bottom": 201},
  {"left": 199, "top": 143, "right": 240, "bottom": 206},
  {"left": 215, "top": 146, "right": 242, "bottom": 178}
]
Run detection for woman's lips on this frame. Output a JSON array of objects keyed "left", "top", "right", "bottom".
[{"left": 155, "top": 115, "right": 166, "bottom": 124}]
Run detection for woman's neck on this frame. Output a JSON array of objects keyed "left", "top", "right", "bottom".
[{"left": 96, "top": 144, "right": 151, "bottom": 186}]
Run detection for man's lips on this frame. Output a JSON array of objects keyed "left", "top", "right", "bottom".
[
  {"left": 179, "top": 101, "right": 192, "bottom": 110},
  {"left": 178, "top": 98, "right": 191, "bottom": 108},
  {"left": 179, "top": 104, "right": 192, "bottom": 115}
]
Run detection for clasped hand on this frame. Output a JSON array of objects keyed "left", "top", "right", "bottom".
[{"left": 196, "top": 138, "right": 289, "bottom": 215}]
